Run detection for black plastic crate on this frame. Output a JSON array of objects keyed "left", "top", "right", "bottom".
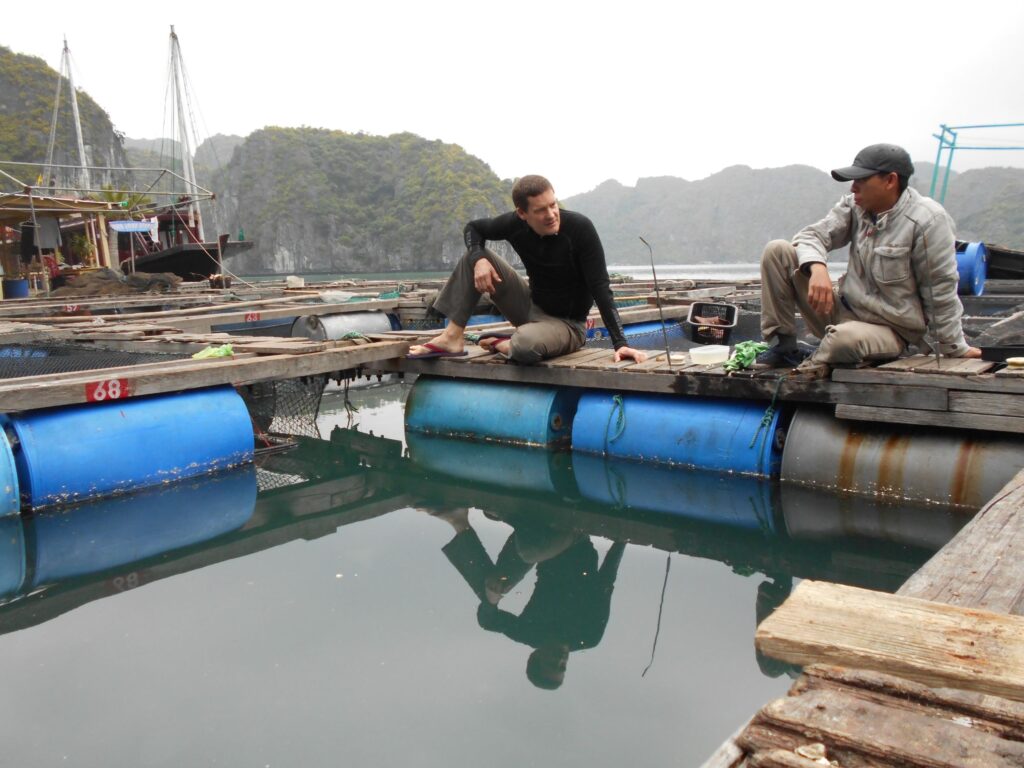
[{"left": 686, "top": 302, "right": 738, "bottom": 344}]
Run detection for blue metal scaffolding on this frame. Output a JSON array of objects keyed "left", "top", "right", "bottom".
[{"left": 931, "top": 122, "right": 1024, "bottom": 203}]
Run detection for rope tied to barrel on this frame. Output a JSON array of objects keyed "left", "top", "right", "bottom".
[
  {"left": 749, "top": 373, "right": 788, "bottom": 451},
  {"left": 604, "top": 394, "right": 627, "bottom": 453}
]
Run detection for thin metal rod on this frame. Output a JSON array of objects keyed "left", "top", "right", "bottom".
[{"left": 639, "top": 236, "right": 672, "bottom": 371}]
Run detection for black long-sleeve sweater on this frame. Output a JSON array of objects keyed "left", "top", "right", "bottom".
[{"left": 463, "top": 210, "right": 627, "bottom": 349}]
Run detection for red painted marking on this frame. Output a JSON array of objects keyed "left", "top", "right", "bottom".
[
  {"left": 63, "top": 304, "right": 80, "bottom": 313},
  {"left": 244, "top": 312, "right": 261, "bottom": 322},
  {"left": 85, "top": 378, "right": 132, "bottom": 402}
]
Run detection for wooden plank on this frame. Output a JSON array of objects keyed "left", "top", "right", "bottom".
[
  {"left": 833, "top": 367, "right": 1024, "bottom": 394},
  {"left": 835, "top": 386, "right": 948, "bottom": 411},
  {"left": 0, "top": 340, "right": 409, "bottom": 411},
  {"left": 877, "top": 354, "right": 938, "bottom": 371},
  {"left": 899, "top": 469, "right": 1024, "bottom": 614},
  {"left": 799, "top": 665, "right": 1024, "bottom": 736},
  {"left": 737, "top": 724, "right": 879, "bottom": 768},
  {"left": 835, "top": 403, "right": 1024, "bottom": 434},
  {"left": 378, "top": 356, "right": 843, "bottom": 403},
  {"left": 748, "top": 751, "right": 836, "bottom": 768},
  {"left": 538, "top": 349, "right": 611, "bottom": 368},
  {"left": 877, "top": 355, "right": 995, "bottom": 375},
  {"left": 624, "top": 352, "right": 693, "bottom": 372},
  {"left": 753, "top": 687, "right": 1024, "bottom": 767},
  {"left": 755, "top": 580, "right": 1024, "bottom": 702},
  {"left": 949, "top": 391, "right": 1024, "bottom": 418}
]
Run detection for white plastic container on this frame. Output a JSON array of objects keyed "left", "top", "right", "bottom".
[{"left": 689, "top": 345, "right": 730, "bottom": 365}]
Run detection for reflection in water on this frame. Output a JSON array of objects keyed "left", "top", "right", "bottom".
[
  {"left": 434, "top": 507, "right": 625, "bottom": 689},
  {"left": 0, "top": 384, "right": 978, "bottom": 767}
]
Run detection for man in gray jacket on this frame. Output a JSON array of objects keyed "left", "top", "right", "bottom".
[{"left": 758, "top": 143, "right": 981, "bottom": 367}]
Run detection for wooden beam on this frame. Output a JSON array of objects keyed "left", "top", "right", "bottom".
[
  {"left": 0, "top": 340, "right": 409, "bottom": 411},
  {"left": 835, "top": 404, "right": 1024, "bottom": 434},
  {"left": 743, "top": 686, "right": 1024, "bottom": 767},
  {"left": 755, "top": 580, "right": 1024, "bottom": 702},
  {"left": 899, "top": 469, "right": 1024, "bottom": 614},
  {"left": 833, "top": 367, "right": 1024, "bottom": 395}
]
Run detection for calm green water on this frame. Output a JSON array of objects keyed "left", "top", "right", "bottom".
[{"left": 0, "top": 383, "right": 969, "bottom": 767}]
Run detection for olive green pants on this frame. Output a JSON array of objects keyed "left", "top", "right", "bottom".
[
  {"left": 433, "top": 249, "right": 586, "bottom": 364},
  {"left": 760, "top": 239, "right": 905, "bottom": 365}
]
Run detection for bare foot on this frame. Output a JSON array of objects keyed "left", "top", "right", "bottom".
[
  {"left": 408, "top": 334, "right": 464, "bottom": 357},
  {"left": 479, "top": 336, "right": 511, "bottom": 356}
]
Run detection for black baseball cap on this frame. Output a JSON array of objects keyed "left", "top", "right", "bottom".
[{"left": 831, "top": 144, "right": 915, "bottom": 181}]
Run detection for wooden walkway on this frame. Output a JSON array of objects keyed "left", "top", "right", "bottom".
[
  {"left": 380, "top": 334, "right": 1021, "bottom": 435},
  {"left": 0, "top": 280, "right": 1021, "bottom": 437},
  {"left": 704, "top": 469, "right": 1024, "bottom": 767}
]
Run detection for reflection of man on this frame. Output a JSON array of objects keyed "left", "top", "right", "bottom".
[
  {"left": 432, "top": 509, "right": 625, "bottom": 689},
  {"left": 758, "top": 143, "right": 980, "bottom": 369},
  {"left": 407, "top": 175, "right": 647, "bottom": 364}
]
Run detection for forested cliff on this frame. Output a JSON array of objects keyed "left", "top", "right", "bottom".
[{"left": 1, "top": 39, "right": 1023, "bottom": 275}]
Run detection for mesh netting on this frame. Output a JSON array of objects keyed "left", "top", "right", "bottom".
[
  {"left": 238, "top": 375, "right": 328, "bottom": 439},
  {"left": 0, "top": 344, "right": 191, "bottom": 379},
  {"left": 255, "top": 468, "right": 307, "bottom": 493}
]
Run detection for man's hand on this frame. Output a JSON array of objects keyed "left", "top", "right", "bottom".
[
  {"left": 614, "top": 346, "right": 648, "bottom": 363},
  {"left": 473, "top": 259, "right": 501, "bottom": 294},
  {"left": 963, "top": 346, "right": 983, "bottom": 359},
  {"left": 807, "top": 262, "right": 834, "bottom": 317}
]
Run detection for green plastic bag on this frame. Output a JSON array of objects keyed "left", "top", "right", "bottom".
[{"left": 192, "top": 344, "right": 234, "bottom": 360}]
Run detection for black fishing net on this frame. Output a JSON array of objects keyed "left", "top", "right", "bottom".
[
  {"left": 0, "top": 343, "right": 190, "bottom": 379},
  {"left": 237, "top": 375, "right": 329, "bottom": 439}
]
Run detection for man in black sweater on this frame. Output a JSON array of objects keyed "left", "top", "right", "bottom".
[{"left": 407, "top": 175, "right": 648, "bottom": 364}]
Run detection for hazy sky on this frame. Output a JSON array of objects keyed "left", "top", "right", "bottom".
[{"left": 7, "top": 0, "right": 1024, "bottom": 197}]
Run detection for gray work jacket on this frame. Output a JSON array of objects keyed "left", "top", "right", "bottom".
[{"left": 792, "top": 188, "right": 969, "bottom": 356}]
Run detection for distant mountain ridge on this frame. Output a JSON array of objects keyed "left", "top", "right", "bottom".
[
  {"left": 563, "top": 163, "right": 1024, "bottom": 265},
  {"left": 1, "top": 40, "right": 1022, "bottom": 274}
]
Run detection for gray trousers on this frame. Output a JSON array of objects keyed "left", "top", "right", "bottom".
[
  {"left": 760, "top": 239, "right": 905, "bottom": 365},
  {"left": 433, "top": 249, "right": 587, "bottom": 364}
]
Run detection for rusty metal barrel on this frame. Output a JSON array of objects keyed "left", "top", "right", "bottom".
[{"left": 780, "top": 407, "right": 1024, "bottom": 510}]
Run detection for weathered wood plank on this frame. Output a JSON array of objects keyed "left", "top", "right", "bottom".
[
  {"left": 748, "top": 751, "right": 836, "bottom": 768},
  {"left": 538, "top": 349, "right": 612, "bottom": 368},
  {"left": 737, "top": 724, "right": 879, "bottom": 768},
  {"left": 756, "top": 687, "right": 1024, "bottom": 767},
  {"left": 835, "top": 386, "right": 948, "bottom": 411},
  {"left": 755, "top": 580, "right": 1024, "bottom": 701},
  {"left": 899, "top": 469, "right": 1024, "bottom": 614},
  {"left": 948, "top": 391, "right": 1024, "bottom": 418},
  {"left": 835, "top": 403, "right": 1024, "bottom": 434},
  {"left": 798, "top": 665, "right": 1024, "bottom": 737},
  {"left": 877, "top": 355, "right": 995, "bottom": 374},
  {"left": 833, "top": 367, "right": 1024, "bottom": 394},
  {"left": 0, "top": 340, "right": 410, "bottom": 411}
]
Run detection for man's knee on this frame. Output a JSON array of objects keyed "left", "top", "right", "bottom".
[
  {"left": 762, "top": 239, "right": 797, "bottom": 268},
  {"left": 815, "top": 322, "right": 901, "bottom": 365},
  {"left": 508, "top": 322, "right": 578, "bottom": 364}
]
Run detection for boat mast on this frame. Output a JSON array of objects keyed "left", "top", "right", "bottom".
[
  {"left": 44, "top": 37, "right": 91, "bottom": 194},
  {"left": 170, "top": 26, "right": 204, "bottom": 241}
]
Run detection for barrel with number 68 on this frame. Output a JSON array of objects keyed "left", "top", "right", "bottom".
[{"left": 3, "top": 386, "right": 254, "bottom": 509}]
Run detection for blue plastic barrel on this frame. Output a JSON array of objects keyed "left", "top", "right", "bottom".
[
  {"left": 957, "top": 242, "right": 987, "bottom": 296},
  {"left": 0, "top": 516, "right": 25, "bottom": 600},
  {"left": 2, "top": 279, "right": 29, "bottom": 299},
  {"left": 6, "top": 386, "right": 254, "bottom": 508},
  {"left": 0, "top": 428, "right": 19, "bottom": 516},
  {"left": 406, "top": 432, "right": 574, "bottom": 495},
  {"left": 405, "top": 377, "right": 579, "bottom": 446},
  {"left": 571, "top": 392, "right": 783, "bottom": 478},
  {"left": 572, "top": 453, "right": 776, "bottom": 530},
  {"left": 30, "top": 464, "right": 257, "bottom": 584}
]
